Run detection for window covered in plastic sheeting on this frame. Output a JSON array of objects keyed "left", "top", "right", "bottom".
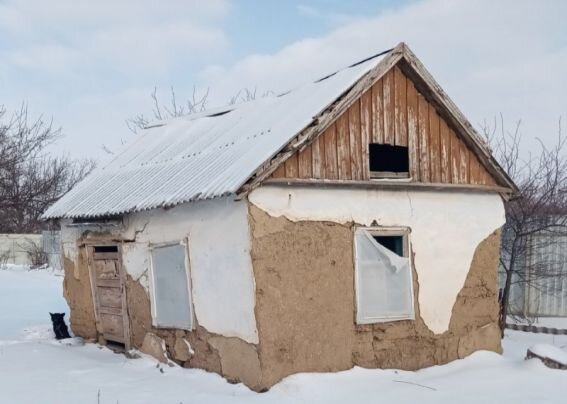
[
  {"left": 354, "top": 228, "right": 414, "bottom": 324},
  {"left": 150, "top": 243, "right": 193, "bottom": 329}
]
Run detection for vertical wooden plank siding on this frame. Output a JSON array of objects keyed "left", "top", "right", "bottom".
[
  {"left": 406, "top": 80, "right": 419, "bottom": 180},
  {"left": 459, "top": 141, "right": 469, "bottom": 183},
  {"left": 336, "top": 114, "right": 351, "bottom": 179},
  {"left": 324, "top": 124, "right": 339, "bottom": 179},
  {"left": 439, "top": 119, "right": 451, "bottom": 183},
  {"left": 450, "top": 127, "right": 461, "bottom": 184},
  {"left": 469, "top": 152, "right": 481, "bottom": 184},
  {"left": 484, "top": 170, "right": 497, "bottom": 186},
  {"left": 311, "top": 135, "right": 323, "bottom": 178},
  {"left": 479, "top": 168, "right": 489, "bottom": 185},
  {"left": 298, "top": 144, "right": 313, "bottom": 178},
  {"left": 382, "top": 71, "right": 395, "bottom": 145},
  {"left": 428, "top": 106, "right": 441, "bottom": 183},
  {"left": 394, "top": 67, "right": 408, "bottom": 147},
  {"left": 372, "top": 80, "right": 384, "bottom": 144},
  {"left": 317, "top": 136, "right": 327, "bottom": 179},
  {"left": 349, "top": 100, "right": 363, "bottom": 180},
  {"left": 272, "top": 164, "right": 286, "bottom": 178},
  {"left": 285, "top": 152, "right": 299, "bottom": 178},
  {"left": 360, "top": 90, "right": 372, "bottom": 179},
  {"left": 417, "top": 94, "right": 430, "bottom": 182},
  {"left": 269, "top": 65, "right": 503, "bottom": 188}
]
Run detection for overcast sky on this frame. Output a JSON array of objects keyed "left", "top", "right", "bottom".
[{"left": 1, "top": 0, "right": 565, "bottom": 160}]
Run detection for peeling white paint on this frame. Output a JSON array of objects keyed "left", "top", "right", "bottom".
[
  {"left": 121, "top": 244, "right": 150, "bottom": 290},
  {"left": 249, "top": 185, "right": 505, "bottom": 334},
  {"left": 61, "top": 197, "right": 259, "bottom": 344},
  {"left": 59, "top": 226, "right": 80, "bottom": 264}
]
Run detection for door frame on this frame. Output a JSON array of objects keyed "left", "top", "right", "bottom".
[{"left": 86, "top": 241, "right": 131, "bottom": 350}]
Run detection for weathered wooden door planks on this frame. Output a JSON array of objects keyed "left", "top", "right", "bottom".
[{"left": 88, "top": 245, "right": 130, "bottom": 348}]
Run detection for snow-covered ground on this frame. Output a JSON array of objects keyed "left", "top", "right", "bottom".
[
  {"left": 0, "top": 266, "right": 566, "bottom": 404},
  {"left": 0, "top": 265, "right": 67, "bottom": 339}
]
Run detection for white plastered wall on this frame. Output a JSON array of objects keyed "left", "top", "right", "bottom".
[
  {"left": 60, "top": 197, "right": 259, "bottom": 344},
  {"left": 249, "top": 185, "right": 505, "bottom": 335}
]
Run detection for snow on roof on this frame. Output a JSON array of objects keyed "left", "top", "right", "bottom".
[{"left": 43, "top": 50, "right": 391, "bottom": 219}]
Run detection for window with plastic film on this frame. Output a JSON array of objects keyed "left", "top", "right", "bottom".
[
  {"left": 354, "top": 228, "right": 414, "bottom": 324},
  {"left": 150, "top": 242, "right": 193, "bottom": 329}
]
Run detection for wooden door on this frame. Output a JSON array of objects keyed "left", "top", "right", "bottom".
[{"left": 88, "top": 245, "right": 129, "bottom": 347}]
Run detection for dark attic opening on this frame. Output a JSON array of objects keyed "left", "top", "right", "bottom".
[{"left": 369, "top": 143, "right": 409, "bottom": 178}]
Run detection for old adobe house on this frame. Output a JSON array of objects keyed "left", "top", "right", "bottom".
[{"left": 43, "top": 43, "right": 517, "bottom": 391}]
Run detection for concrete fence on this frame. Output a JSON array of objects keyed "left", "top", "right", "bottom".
[
  {"left": 0, "top": 234, "right": 43, "bottom": 265},
  {"left": 0, "top": 231, "right": 62, "bottom": 269}
]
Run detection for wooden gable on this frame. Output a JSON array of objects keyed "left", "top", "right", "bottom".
[{"left": 270, "top": 65, "right": 497, "bottom": 187}]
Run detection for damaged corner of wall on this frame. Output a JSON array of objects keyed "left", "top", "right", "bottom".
[{"left": 208, "top": 336, "right": 263, "bottom": 390}]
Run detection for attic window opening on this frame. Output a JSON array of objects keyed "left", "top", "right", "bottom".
[{"left": 369, "top": 144, "right": 409, "bottom": 179}]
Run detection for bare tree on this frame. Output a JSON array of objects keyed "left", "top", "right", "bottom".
[
  {"left": 20, "top": 238, "right": 49, "bottom": 269},
  {"left": 127, "top": 85, "right": 273, "bottom": 134},
  {"left": 0, "top": 104, "right": 95, "bottom": 233},
  {"left": 228, "top": 88, "right": 274, "bottom": 105},
  {"left": 126, "top": 86, "right": 210, "bottom": 134},
  {"left": 483, "top": 115, "right": 567, "bottom": 333}
]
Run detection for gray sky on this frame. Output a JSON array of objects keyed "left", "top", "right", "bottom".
[{"left": 1, "top": 0, "right": 565, "bottom": 161}]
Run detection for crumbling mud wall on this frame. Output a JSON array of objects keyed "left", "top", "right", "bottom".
[
  {"left": 124, "top": 274, "right": 262, "bottom": 389},
  {"left": 249, "top": 186, "right": 505, "bottom": 334},
  {"left": 248, "top": 205, "right": 502, "bottom": 388},
  {"left": 62, "top": 248, "right": 97, "bottom": 339},
  {"left": 59, "top": 189, "right": 503, "bottom": 392},
  {"left": 59, "top": 226, "right": 263, "bottom": 390}
]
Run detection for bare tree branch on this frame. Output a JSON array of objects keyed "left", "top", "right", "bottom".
[
  {"left": 127, "top": 85, "right": 273, "bottom": 134},
  {"left": 0, "top": 103, "right": 95, "bottom": 233},
  {"left": 485, "top": 116, "right": 567, "bottom": 332}
]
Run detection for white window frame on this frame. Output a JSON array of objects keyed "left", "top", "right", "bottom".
[
  {"left": 354, "top": 227, "right": 415, "bottom": 324},
  {"left": 148, "top": 239, "right": 194, "bottom": 330}
]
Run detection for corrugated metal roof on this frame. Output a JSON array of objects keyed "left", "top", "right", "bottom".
[{"left": 42, "top": 51, "right": 390, "bottom": 219}]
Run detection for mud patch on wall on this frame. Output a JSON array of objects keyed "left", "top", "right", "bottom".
[
  {"left": 62, "top": 228, "right": 262, "bottom": 390},
  {"left": 249, "top": 204, "right": 502, "bottom": 387},
  {"left": 249, "top": 186, "right": 505, "bottom": 333},
  {"left": 352, "top": 230, "right": 502, "bottom": 371},
  {"left": 62, "top": 249, "right": 97, "bottom": 339},
  {"left": 124, "top": 274, "right": 262, "bottom": 388},
  {"left": 124, "top": 274, "right": 219, "bottom": 371},
  {"left": 249, "top": 205, "right": 356, "bottom": 388}
]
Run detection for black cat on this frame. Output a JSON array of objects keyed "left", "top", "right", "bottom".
[{"left": 50, "top": 312, "right": 71, "bottom": 340}]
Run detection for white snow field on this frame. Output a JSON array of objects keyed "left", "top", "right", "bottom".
[{"left": 0, "top": 266, "right": 566, "bottom": 404}]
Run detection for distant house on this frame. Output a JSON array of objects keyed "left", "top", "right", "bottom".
[{"left": 43, "top": 43, "right": 517, "bottom": 391}]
